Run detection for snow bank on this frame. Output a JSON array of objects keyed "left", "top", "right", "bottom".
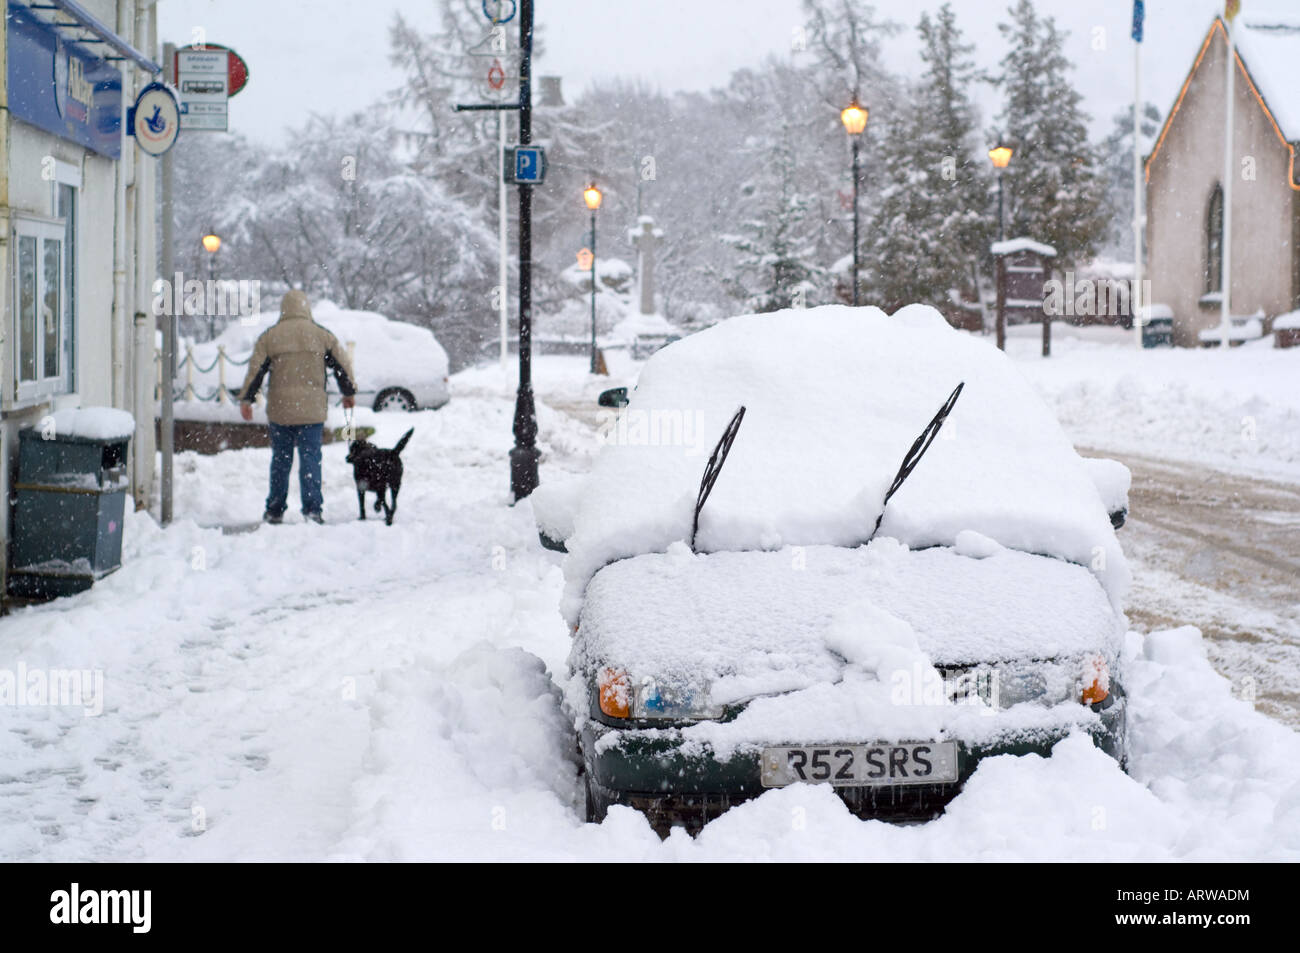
[
  {"left": 46, "top": 407, "right": 135, "bottom": 441},
  {"left": 562, "top": 305, "right": 1128, "bottom": 624},
  {"left": 1008, "top": 325, "right": 1300, "bottom": 481},
  {"left": 1273, "top": 310, "right": 1300, "bottom": 332}
]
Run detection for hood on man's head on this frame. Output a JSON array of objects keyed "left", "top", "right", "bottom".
[{"left": 279, "top": 290, "right": 312, "bottom": 322}]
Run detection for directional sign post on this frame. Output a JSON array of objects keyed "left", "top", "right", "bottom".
[
  {"left": 504, "top": 145, "right": 546, "bottom": 185},
  {"left": 456, "top": 0, "right": 539, "bottom": 501},
  {"left": 176, "top": 47, "right": 229, "bottom": 131}
]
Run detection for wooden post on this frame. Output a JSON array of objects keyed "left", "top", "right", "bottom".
[
  {"left": 217, "top": 345, "right": 228, "bottom": 403},
  {"left": 1042, "top": 281, "right": 1052, "bottom": 358}
]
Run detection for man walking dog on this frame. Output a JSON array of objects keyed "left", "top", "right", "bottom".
[{"left": 239, "top": 291, "right": 356, "bottom": 524}]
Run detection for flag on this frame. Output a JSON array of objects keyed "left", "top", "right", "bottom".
[
  {"left": 1226, "top": 0, "right": 1241, "bottom": 22},
  {"left": 1132, "top": 0, "right": 1145, "bottom": 43}
]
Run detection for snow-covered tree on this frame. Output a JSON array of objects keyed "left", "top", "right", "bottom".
[
  {"left": 994, "top": 0, "right": 1109, "bottom": 271},
  {"left": 866, "top": 3, "right": 992, "bottom": 312},
  {"left": 718, "top": 61, "right": 833, "bottom": 313},
  {"left": 1099, "top": 101, "right": 1163, "bottom": 260}
]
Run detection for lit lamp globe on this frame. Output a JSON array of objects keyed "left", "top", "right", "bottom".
[
  {"left": 988, "top": 145, "right": 1014, "bottom": 170},
  {"left": 201, "top": 233, "right": 222, "bottom": 254},
  {"left": 840, "top": 102, "right": 869, "bottom": 137},
  {"left": 583, "top": 185, "right": 603, "bottom": 211}
]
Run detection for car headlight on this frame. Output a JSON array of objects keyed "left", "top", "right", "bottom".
[
  {"left": 596, "top": 668, "right": 723, "bottom": 722},
  {"left": 945, "top": 656, "right": 1107, "bottom": 710}
]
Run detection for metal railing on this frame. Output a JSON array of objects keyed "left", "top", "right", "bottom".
[{"left": 155, "top": 341, "right": 356, "bottom": 404}]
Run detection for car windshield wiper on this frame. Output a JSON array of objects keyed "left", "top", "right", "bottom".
[
  {"left": 868, "top": 382, "right": 964, "bottom": 540},
  {"left": 690, "top": 405, "right": 746, "bottom": 552}
]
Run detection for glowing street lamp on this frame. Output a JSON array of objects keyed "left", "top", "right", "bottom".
[
  {"left": 840, "top": 102, "right": 869, "bottom": 137},
  {"left": 200, "top": 231, "right": 222, "bottom": 339},
  {"left": 988, "top": 144, "right": 1014, "bottom": 242},
  {"left": 584, "top": 183, "right": 603, "bottom": 373},
  {"left": 840, "top": 100, "right": 869, "bottom": 306}
]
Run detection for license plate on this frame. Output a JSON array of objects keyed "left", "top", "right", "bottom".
[{"left": 760, "top": 742, "right": 958, "bottom": 788}]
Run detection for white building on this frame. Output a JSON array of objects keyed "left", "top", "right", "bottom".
[{"left": 2, "top": 0, "right": 162, "bottom": 596}]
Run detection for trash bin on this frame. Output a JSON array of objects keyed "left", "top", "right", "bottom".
[
  {"left": 1141, "top": 305, "right": 1174, "bottom": 348},
  {"left": 7, "top": 426, "right": 131, "bottom": 599}
]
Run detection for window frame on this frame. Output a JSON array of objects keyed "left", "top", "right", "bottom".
[
  {"left": 50, "top": 159, "right": 81, "bottom": 394},
  {"left": 1205, "top": 183, "right": 1224, "bottom": 296},
  {"left": 10, "top": 214, "right": 71, "bottom": 405}
]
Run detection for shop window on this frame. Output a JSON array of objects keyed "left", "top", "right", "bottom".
[{"left": 11, "top": 216, "right": 70, "bottom": 403}]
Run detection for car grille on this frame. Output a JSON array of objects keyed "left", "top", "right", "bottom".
[{"left": 622, "top": 783, "right": 963, "bottom": 837}]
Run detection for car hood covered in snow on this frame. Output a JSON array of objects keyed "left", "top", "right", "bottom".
[
  {"left": 573, "top": 540, "right": 1123, "bottom": 695},
  {"left": 561, "top": 305, "right": 1129, "bottom": 626}
]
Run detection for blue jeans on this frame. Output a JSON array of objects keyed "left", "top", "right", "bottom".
[{"left": 267, "top": 423, "right": 323, "bottom": 517}]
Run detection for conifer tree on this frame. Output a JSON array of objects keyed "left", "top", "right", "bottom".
[
  {"left": 994, "top": 0, "right": 1109, "bottom": 271},
  {"left": 866, "top": 3, "right": 991, "bottom": 311}
]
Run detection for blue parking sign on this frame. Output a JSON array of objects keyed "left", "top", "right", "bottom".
[{"left": 505, "top": 145, "right": 546, "bottom": 185}]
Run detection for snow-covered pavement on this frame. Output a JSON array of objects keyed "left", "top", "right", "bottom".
[
  {"left": 1009, "top": 324, "right": 1300, "bottom": 483},
  {"left": 3, "top": 345, "right": 1299, "bottom": 860}
]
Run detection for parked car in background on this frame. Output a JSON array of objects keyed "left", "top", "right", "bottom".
[
  {"left": 560, "top": 304, "right": 1131, "bottom": 836},
  {"left": 183, "top": 302, "right": 450, "bottom": 412}
]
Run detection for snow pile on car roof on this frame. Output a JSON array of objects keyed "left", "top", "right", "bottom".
[{"left": 562, "top": 305, "right": 1128, "bottom": 623}]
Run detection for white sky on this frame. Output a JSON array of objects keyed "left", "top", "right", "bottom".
[{"left": 159, "top": 0, "right": 1300, "bottom": 146}]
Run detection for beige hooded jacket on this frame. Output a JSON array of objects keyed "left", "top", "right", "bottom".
[{"left": 238, "top": 291, "right": 356, "bottom": 426}]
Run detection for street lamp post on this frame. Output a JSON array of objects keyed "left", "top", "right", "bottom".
[
  {"left": 840, "top": 100, "right": 869, "bottom": 307},
  {"left": 202, "top": 231, "right": 221, "bottom": 340},
  {"left": 509, "top": 0, "right": 539, "bottom": 502},
  {"left": 988, "top": 145, "right": 1013, "bottom": 242},
  {"left": 584, "top": 183, "right": 602, "bottom": 373}
]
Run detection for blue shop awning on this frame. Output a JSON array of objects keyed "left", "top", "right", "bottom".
[{"left": 19, "top": 0, "right": 161, "bottom": 73}]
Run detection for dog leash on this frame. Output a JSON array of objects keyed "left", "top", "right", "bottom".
[{"left": 343, "top": 404, "right": 355, "bottom": 441}]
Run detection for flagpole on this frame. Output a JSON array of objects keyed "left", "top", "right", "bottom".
[
  {"left": 1133, "top": 1, "right": 1145, "bottom": 348},
  {"left": 1220, "top": 11, "right": 1236, "bottom": 345}
]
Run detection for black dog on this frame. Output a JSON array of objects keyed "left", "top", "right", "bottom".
[{"left": 345, "top": 428, "right": 413, "bottom": 525}]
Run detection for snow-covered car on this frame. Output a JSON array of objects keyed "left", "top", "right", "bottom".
[
  {"left": 189, "top": 302, "right": 450, "bottom": 412},
  {"left": 561, "top": 305, "right": 1131, "bottom": 835}
]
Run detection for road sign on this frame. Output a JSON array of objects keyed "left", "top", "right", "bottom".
[
  {"left": 128, "top": 83, "right": 181, "bottom": 156},
  {"left": 176, "top": 47, "right": 229, "bottom": 131},
  {"left": 482, "top": 0, "right": 517, "bottom": 23},
  {"left": 174, "top": 43, "right": 249, "bottom": 96},
  {"left": 504, "top": 145, "right": 546, "bottom": 185}
]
